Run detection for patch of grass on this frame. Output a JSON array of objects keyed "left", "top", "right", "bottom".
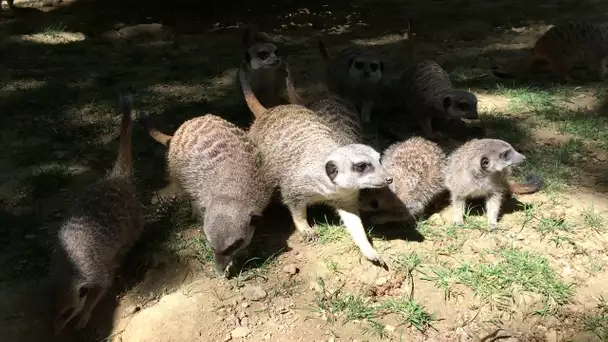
[
  {"left": 315, "top": 223, "right": 348, "bottom": 244},
  {"left": 424, "top": 248, "right": 572, "bottom": 312},
  {"left": 42, "top": 22, "right": 68, "bottom": 36},
  {"left": 481, "top": 113, "right": 532, "bottom": 145},
  {"left": 380, "top": 297, "right": 437, "bottom": 332},
  {"left": 584, "top": 297, "right": 608, "bottom": 340},
  {"left": 392, "top": 251, "right": 422, "bottom": 274},
  {"left": 581, "top": 205, "right": 605, "bottom": 232},
  {"left": 324, "top": 258, "right": 343, "bottom": 274},
  {"left": 493, "top": 85, "right": 574, "bottom": 113},
  {"left": 557, "top": 114, "right": 608, "bottom": 148},
  {"left": 21, "top": 164, "right": 72, "bottom": 199},
  {"left": 535, "top": 216, "right": 571, "bottom": 238},
  {"left": 549, "top": 235, "right": 575, "bottom": 249}
]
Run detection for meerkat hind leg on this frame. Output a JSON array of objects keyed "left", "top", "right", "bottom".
[
  {"left": 336, "top": 207, "right": 386, "bottom": 267},
  {"left": 287, "top": 203, "right": 318, "bottom": 242},
  {"left": 485, "top": 192, "right": 504, "bottom": 231}
]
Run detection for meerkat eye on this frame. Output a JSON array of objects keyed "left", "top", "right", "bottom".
[
  {"left": 257, "top": 51, "right": 270, "bottom": 60},
  {"left": 274, "top": 49, "right": 280, "bottom": 56},
  {"left": 480, "top": 156, "right": 490, "bottom": 169},
  {"left": 369, "top": 63, "right": 379, "bottom": 72},
  {"left": 500, "top": 150, "right": 511, "bottom": 159},
  {"left": 353, "top": 162, "right": 370, "bottom": 173},
  {"left": 457, "top": 102, "right": 471, "bottom": 111},
  {"left": 354, "top": 61, "right": 365, "bottom": 70}
]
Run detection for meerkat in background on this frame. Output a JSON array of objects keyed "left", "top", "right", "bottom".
[
  {"left": 50, "top": 91, "right": 144, "bottom": 335},
  {"left": 444, "top": 139, "right": 543, "bottom": 230},
  {"left": 493, "top": 22, "right": 608, "bottom": 81},
  {"left": 318, "top": 40, "right": 384, "bottom": 124},
  {"left": 359, "top": 137, "right": 446, "bottom": 224},
  {"left": 397, "top": 59, "right": 479, "bottom": 140},
  {"left": 284, "top": 62, "right": 363, "bottom": 143},
  {"left": 139, "top": 112, "right": 273, "bottom": 274},
  {"left": 236, "top": 26, "right": 287, "bottom": 109},
  {"left": 239, "top": 63, "right": 393, "bottom": 267}
]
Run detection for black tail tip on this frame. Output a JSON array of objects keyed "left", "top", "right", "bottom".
[{"left": 524, "top": 173, "right": 543, "bottom": 189}]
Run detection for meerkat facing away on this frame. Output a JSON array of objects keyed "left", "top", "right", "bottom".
[
  {"left": 284, "top": 61, "right": 363, "bottom": 143},
  {"left": 396, "top": 59, "right": 478, "bottom": 140},
  {"left": 239, "top": 63, "right": 394, "bottom": 267},
  {"left": 50, "top": 91, "right": 144, "bottom": 334},
  {"left": 139, "top": 113, "right": 273, "bottom": 274},
  {"left": 318, "top": 40, "right": 384, "bottom": 124},
  {"left": 444, "top": 139, "right": 543, "bottom": 230},
  {"left": 235, "top": 26, "right": 287, "bottom": 109},
  {"left": 359, "top": 137, "right": 447, "bottom": 224},
  {"left": 492, "top": 22, "right": 608, "bottom": 81}
]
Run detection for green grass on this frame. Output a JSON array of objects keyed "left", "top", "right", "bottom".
[
  {"left": 535, "top": 215, "right": 572, "bottom": 238},
  {"left": 423, "top": 248, "right": 572, "bottom": 312},
  {"left": 380, "top": 297, "right": 437, "bottom": 332},
  {"left": 315, "top": 222, "right": 348, "bottom": 244},
  {"left": 580, "top": 205, "right": 606, "bottom": 232},
  {"left": 584, "top": 297, "right": 608, "bottom": 340}
]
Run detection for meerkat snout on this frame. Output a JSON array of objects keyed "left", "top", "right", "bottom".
[{"left": 443, "top": 90, "right": 479, "bottom": 120}]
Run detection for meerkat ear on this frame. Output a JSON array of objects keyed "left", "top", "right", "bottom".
[
  {"left": 442, "top": 95, "right": 452, "bottom": 110},
  {"left": 325, "top": 161, "right": 339, "bottom": 182},
  {"left": 348, "top": 57, "right": 355, "bottom": 69},
  {"left": 480, "top": 156, "right": 490, "bottom": 170}
]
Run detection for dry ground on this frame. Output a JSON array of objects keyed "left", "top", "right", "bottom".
[{"left": 1, "top": 0, "right": 608, "bottom": 341}]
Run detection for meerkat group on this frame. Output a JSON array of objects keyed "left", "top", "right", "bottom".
[{"left": 46, "top": 20, "right": 570, "bottom": 333}]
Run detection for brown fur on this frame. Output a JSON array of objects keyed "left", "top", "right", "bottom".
[
  {"left": 139, "top": 113, "right": 273, "bottom": 273},
  {"left": 493, "top": 22, "right": 608, "bottom": 81},
  {"left": 239, "top": 64, "right": 393, "bottom": 267},
  {"left": 444, "top": 139, "right": 542, "bottom": 230},
  {"left": 49, "top": 91, "right": 144, "bottom": 335},
  {"left": 359, "top": 137, "right": 447, "bottom": 224},
  {"left": 284, "top": 62, "right": 363, "bottom": 143}
]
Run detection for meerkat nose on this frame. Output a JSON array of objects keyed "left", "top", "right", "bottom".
[{"left": 385, "top": 177, "right": 393, "bottom": 184}]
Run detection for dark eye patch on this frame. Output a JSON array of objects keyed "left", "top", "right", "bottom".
[
  {"left": 370, "top": 199, "right": 379, "bottom": 210},
  {"left": 353, "top": 162, "right": 371, "bottom": 173},
  {"left": 500, "top": 150, "right": 511, "bottom": 159},
  {"left": 257, "top": 51, "right": 270, "bottom": 60},
  {"left": 457, "top": 102, "right": 471, "bottom": 111},
  {"left": 220, "top": 238, "right": 244, "bottom": 256},
  {"left": 354, "top": 61, "right": 365, "bottom": 70},
  {"left": 369, "top": 63, "right": 378, "bottom": 72}
]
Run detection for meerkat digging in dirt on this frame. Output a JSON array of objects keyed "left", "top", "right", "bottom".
[
  {"left": 239, "top": 62, "right": 393, "bottom": 267},
  {"left": 443, "top": 138, "right": 543, "bottom": 230},
  {"left": 139, "top": 113, "right": 273, "bottom": 274},
  {"left": 49, "top": 91, "right": 144, "bottom": 335}
]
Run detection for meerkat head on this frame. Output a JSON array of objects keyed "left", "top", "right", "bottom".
[
  {"left": 348, "top": 55, "right": 384, "bottom": 83},
  {"left": 242, "top": 27, "right": 282, "bottom": 71},
  {"left": 52, "top": 277, "right": 90, "bottom": 334},
  {"left": 477, "top": 139, "right": 526, "bottom": 174},
  {"left": 203, "top": 197, "right": 263, "bottom": 274},
  {"left": 442, "top": 90, "right": 479, "bottom": 120},
  {"left": 325, "top": 144, "right": 393, "bottom": 190}
]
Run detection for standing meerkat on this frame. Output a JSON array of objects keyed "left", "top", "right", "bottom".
[
  {"left": 284, "top": 61, "right": 363, "bottom": 143},
  {"left": 444, "top": 139, "right": 543, "bottom": 230},
  {"left": 49, "top": 91, "right": 144, "bottom": 334},
  {"left": 236, "top": 26, "right": 287, "bottom": 109},
  {"left": 359, "top": 137, "right": 447, "bottom": 224},
  {"left": 397, "top": 59, "right": 479, "bottom": 140},
  {"left": 318, "top": 40, "right": 384, "bottom": 124},
  {"left": 139, "top": 113, "right": 273, "bottom": 274},
  {"left": 239, "top": 63, "right": 393, "bottom": 267},
  {"left": 493, "top": 22, "right": 608, "bottom": 81}
]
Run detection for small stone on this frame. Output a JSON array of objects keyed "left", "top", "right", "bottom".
[
  {"left": 385, "top": 324, "right": 396, "bottom": 332},
  {"left": 231, "top": 326, "right": 251, "bottom": 339},
  {"left": 282, "top": 264, "right": 299, "bottom": 275},
  {"left": 375, "top": 276, "right": 388, "bottom": 286},
  {"left": 241, "top": 302, "right": 250, "bottom": 308},
  {"left": 242, "top": 286, "right": 267, "bottom": 301}
]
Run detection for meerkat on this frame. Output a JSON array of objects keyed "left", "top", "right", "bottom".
[
  {"left": 236, "top": 26, "right": 287, "bottom": 109},
  {"left": 443, "top": 138, "right": 543, "bottom": 230},
  {"left": 396, "top": 59, "right": 479, "bottom": 140},
  {"left": 239, "top": 62, "right": 394, "bottom": 267},
  {"left": 283, "top": 61, "right": 363, "bottom": 143},
  {"left": 318, "top": 39, "right": 384, "bottom": 124},
  {"left": 49, "top": 91, "right": 144, "bottom": 335},
  {"left": 492, "top": 22, "right": 608, "bottom": 81},
  {"left": 359, "top": 137, "right": 447, "bottom": 224},
  {"left": 139, "top": 112, "right": 273, "bottom": 274},
  {"left": 2, "top": 0, "right": 15, "bottom": 10}
]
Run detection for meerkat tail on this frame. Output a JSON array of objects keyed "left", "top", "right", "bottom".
[
  {"left": 138, "top": 113, "right": 173, "bottom": 146},
  {"left": 508, "top": 174, "right": 543, "bottom": 194},
  {"left": 318, "top": 39, "right": 331, "bottom": 61},
  {"left": 238, "top": 61, "right": 267, "bottom": 118},
  {"left": 110, "top": 90, "right": 135, "bottom": 177},
  {"left": 284, "top": 62, "right": 305, "bottom": 105}
]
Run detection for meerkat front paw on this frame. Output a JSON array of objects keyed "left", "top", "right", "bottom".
[{"left": 362, "top": 247, "right": 387, "bottom": 268}]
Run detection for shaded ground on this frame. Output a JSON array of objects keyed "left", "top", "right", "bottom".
[{"left": 1, "top": 0, "right": 608, "bottom": 341}]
